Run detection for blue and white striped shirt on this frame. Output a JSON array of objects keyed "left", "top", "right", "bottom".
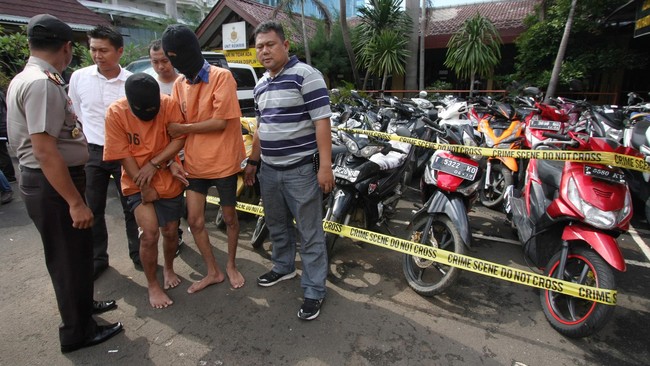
[{"left": 254, "top": 56, "right": 331, "bottom": 167}]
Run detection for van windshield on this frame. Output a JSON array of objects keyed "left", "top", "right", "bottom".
[{"left": 231, "top": 68, "right": 257, "bottom": 89}]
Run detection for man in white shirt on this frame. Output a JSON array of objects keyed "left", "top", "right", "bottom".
[
  {"left": 68, "top": 25, "right": 140, "bottom": 277},
  {"left": 148, "top": 39, "right": 179, "bottom": 95}
]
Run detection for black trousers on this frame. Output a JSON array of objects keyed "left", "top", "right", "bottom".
[
  {"left": 0, "top": 141, "right": 15, "bottom": 181},
  {"left": 86, "top": 144, "right": 139, "bottom": 265},
  {"left": 20, "top": 166, "right": 97, "bottom": 346}
]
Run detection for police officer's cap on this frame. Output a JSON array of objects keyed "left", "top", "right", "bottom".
[{"left": 27, "top": 14, "right": 73, "bottom": 42}]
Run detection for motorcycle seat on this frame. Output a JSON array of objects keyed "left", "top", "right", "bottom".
[
  {"left": 369, "top": 141, "right": 411, "bottom": 170},
  {"left": 537, "top": 159, "right": 564, "bottom": 191},
  {"left": 631, "top": 119, "right": 650, "bottom": 151}
]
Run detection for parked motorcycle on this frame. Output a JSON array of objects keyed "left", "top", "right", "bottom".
[
  {"left": 477, "top": 98, "right": 525, "bottom": 209},
  {"left": 506, "top": 131, "right": 635, "bottom": 338},
  {"left": 403, "top": 121, "right": 483, "bottom": 296},
  {"left": 324, "top": 125, "right": 414, "bottom": 257}
]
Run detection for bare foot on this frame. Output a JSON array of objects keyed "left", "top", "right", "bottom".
[
  {"left": 148, "top": 286, "right": 173, "bottom": 309},
  {"left": 187, "top": 271, "right": 225, "bottom": 294},
  {"left": 227, "top": 264, "right": 245, "bottom": 289},
  {"left": 163, "top": 269, "right": 181, "bottom": 290}
]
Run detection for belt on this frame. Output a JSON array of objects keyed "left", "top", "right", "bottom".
[
  {"left": 263, "top": 155, "right": 313, "bottom": 171},
  {"left": 20, "top": 165, "right": 85, "bottom": 173}
]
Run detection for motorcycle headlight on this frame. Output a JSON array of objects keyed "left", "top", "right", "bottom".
[
  {"left": 566, "top": 177, "right": 617, "bottom": 230},
  {"left": 358, "top": 145, "right": 385, "bottom": 158},
  {"left": 462, "top": 130, "right": 483, "bottom": 160},
  {"left": 339, "top": 132, "right": 359, "bottom": 154}
]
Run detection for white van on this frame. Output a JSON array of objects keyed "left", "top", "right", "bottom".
[
  {"left": 127, "top": 57, "right": 258, "bottom": 117},
  {"left": 228, "top": 63, "right": 258, "bottom": 117}
]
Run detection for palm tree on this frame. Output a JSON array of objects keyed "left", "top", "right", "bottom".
[
  {"left": 366, "top": 29, "right": 410, "bottom": 91},
  {"left": 444, "top": 13, "right": 502, "bottom": 96},
  {"left": 272, "top": 0, "right": 333, "bottom": 65},
  {"left": 354, "top": 0, "right": 412, "bottom": 90}
]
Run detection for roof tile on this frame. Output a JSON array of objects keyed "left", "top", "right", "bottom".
[
  {"left": 0, "top": 0, "right": 109, "bottom": 28},
  {"left": 426, "top": 0, "right": 540, "bottom": 36}
]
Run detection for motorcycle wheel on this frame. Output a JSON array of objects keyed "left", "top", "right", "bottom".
[
  {"left": 480, "top": 164, "right": 512, "bottom": 210},
  {"left": 402, "top": 214, "right": 465, "bottom": 296},
  {"left": 251, "top": 216, "right": 268, "bottom": 249},
  {"left": 214, "top": 206, "right": 226, "bottom": 229},
  {"left": 540, "top": 247, "right": 616, "bottom": 338}
]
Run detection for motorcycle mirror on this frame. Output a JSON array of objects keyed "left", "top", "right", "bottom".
[{"left": 419, "top": 90, "right": 428, "bottom": 98}]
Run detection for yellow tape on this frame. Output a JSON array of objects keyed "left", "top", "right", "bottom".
[
  {"left": 207, "top": 195, "right": 617, "bottom": 305},
  {"left": 206, "top": 195, "right": 265, "bottom": 216},
  {"left": 337, "top": 127, "right": 650, "bottom": 173}
]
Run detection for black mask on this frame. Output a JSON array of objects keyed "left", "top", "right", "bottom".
[
  {"left": 162, "top": 24, "right": 204, "bottom": 79},
  {"left": 125, "top": 73, "right": 160, "bottom": 121}
]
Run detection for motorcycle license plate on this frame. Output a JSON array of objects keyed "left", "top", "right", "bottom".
[
  {"left": 431, "top": 156, "right": 478, "bottom": 181},
  {"left": 584, "top": 165, "right": 625, "bottom": 184},
  {"left": 333, "top": 165, "right": 360, "bottom": 182},
  {"left": 529, "top": 119, "right": 562, "bottom": 131}
]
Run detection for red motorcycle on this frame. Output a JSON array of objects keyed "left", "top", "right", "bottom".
[
  {"left": 403, "top": 121, "right": 483, "bottom": 296},
  {"left": 506, "top": 131, "right": 636, "bottom": 337}
]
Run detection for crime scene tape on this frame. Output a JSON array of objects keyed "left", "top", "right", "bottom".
[
  {"left": 337, "top": 127, "right": 650, "bottom": 173},
  {"left": 206, "top": 195, "right": 617, "bottom": 305}
]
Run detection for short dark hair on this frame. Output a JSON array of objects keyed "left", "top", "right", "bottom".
[
  {"left": 88, "top": 25, "right": 123, "bottom": 49},
  {"left": 253, "top": 21, "right": 286, "bottom": 42},
  {"left": 28, "top": 38, "right": 67, "bottom": 52},
  {"left": 149, "top": 39, "right": 162, "bottom": 53}
]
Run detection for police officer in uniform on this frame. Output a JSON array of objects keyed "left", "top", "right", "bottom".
[{"left": 6, "top": 14, "right": 122, "bottom": 353}]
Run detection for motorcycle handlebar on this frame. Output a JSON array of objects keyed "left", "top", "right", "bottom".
[
  {"left": 422, "top": 117, "right": 444, "bottom": 134},
  {"left": 540, "top": 132, "right": 581, "bottom": 148},
  {"left": 542, "top": 132, "right": 571, "bottom": 141}
]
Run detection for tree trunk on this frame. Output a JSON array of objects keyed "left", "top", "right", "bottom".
[
  {"left": 404, "top": 0, "right": 419, "bottom": 92},
  {"left": 419, "top": 0, "right": 426, "bottom": 90},
  {"left": 470, "top": 73, "right": 476, "bottom": 97},
  {"left": 545, "top": 0, "right": 577, "bottom": 102},
  {"left": 340, "top": 0, "right": 360, "bottom": 87},
  {"left": 301, "top": 1, "right": 312, "bottom": 65},
  {"left": 381, "top": 72, "right": 389, "bottom": 98},
  {"left": 363, "top": 69, "right": 370, "bottom": 90}
]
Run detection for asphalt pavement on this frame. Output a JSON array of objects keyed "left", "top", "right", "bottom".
[{"left": 0, "top": 159, "right": 649, "bottom": 365}]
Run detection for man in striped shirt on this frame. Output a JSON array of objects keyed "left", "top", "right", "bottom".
[{"left": 244, "top": 20, "right": 333, "bottom": 321}]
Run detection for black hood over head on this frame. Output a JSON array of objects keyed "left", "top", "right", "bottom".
[
  {"left": 125, "top": 73, "right": 160, "bottom": 121},
  {"left": 161, "top": 24, "right": 204, "bottom": 79}
]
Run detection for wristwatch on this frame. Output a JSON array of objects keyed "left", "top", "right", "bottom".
[
  {"left": 247, "top": 159, "right": 259, "bottom": 167},
  {"left": 149, "top": 160, "right": 162, "bottom": 169}
]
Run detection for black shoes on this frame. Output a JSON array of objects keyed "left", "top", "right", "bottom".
[
  {"left": 60, "top": 322, "right": 123, "bottom": 353},
  {"left": 257, "top": 270, "right": 297, "bottom": 287},
  {"left": 298, "top": 298, "right": 324, "bottom": 320},
  {"left": 93, "top": 300, "right": 117, "bottom": 315},
  {"left": 0, "top": 191, "right": 12, "bottom": 204}
]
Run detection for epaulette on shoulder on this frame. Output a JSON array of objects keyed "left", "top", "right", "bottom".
[{"left": 43, "top": 70, "right": 66, "bottom": 86}]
